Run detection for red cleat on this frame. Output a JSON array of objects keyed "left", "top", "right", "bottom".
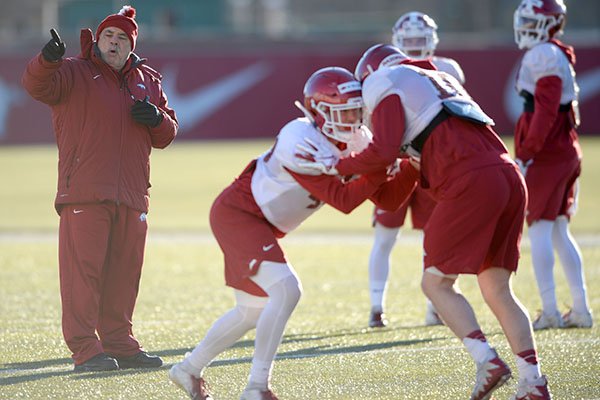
[
  {"left": 169, "top": 363, "right": 213, "bottom": 400},
  {"left": 512, "top": 375, "right": 551, "bottom": 400},
  {"left": 470, "top": 350, "right": 512, "bottom": 400}
]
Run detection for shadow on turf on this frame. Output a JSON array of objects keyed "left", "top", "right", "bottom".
[{"left": 1, "top": 326, "right": 453, "bottom": 386}]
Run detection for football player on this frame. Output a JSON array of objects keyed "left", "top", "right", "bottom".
[
  {"left": 367, "top": 11, "right": 467, "bottom": 329},
  {"left": 169, "top": 67, "right": 419, "bottom": 400},
  {"left": 298, "top": 45, "right": 550, "bottom": 400},
  {"left": 513, "top": 0, "right": 592, "bottom": 333}
]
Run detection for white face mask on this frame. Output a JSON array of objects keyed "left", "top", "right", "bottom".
[
  {"left": 313, "top": 97, "right": 364, "bottom": 143},
  {"left": 513, "top": 4, "right": 564, "bottom": 49}
]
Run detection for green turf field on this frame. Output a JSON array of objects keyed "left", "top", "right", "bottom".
[{"left": 0, "top": 139, "right": 599, "bottom": 399}]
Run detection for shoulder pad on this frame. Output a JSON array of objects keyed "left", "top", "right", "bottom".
[
  {"left": 523, "top": 43, "right": 562, "bottom": 79},
  {"left": 362, "top": 68, "right": 397, "bottom": 112}
]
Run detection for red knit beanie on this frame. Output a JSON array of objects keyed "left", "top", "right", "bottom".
[{"left": 95, "top": 5, "right": 138, "bottom": 50}]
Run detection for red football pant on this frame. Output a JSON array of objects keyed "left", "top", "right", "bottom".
[{"left": 59, "top": 202, "right": 147, "bottom": 364}]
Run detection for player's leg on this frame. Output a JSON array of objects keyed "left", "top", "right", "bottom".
[
  {"left": 478, "top": 267, "right": 549, "bottom": 397},
  {"left": 368, "top": 221, "right": 400, "bottom": 327},
  {"left": 242, "top": 261, "right": 302, "bottom": 397},
  {"left": 528, "top": 219, "right": 563, "bottom": 329},
  {"left": 422, "top": 270, "right": 510, "bottom": 400},
  {"left": 170, "top": 290, "right": 265, "bottom": 399},
  {"left": 553, "top": 216, "right": 593, "bottom": 327}
]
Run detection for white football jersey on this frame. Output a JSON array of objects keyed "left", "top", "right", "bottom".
[
  {"left": 362, "top": 64, "right": 480, "bottom": 154},
  {"left": 432, "top": 56, "right": 465, "bottom": 84},
  {"left": 251, "top": 118, "right": 371, "bottom": 233},
  {"left": 516, "top": 42, "right": 578, "bottom": 104}
]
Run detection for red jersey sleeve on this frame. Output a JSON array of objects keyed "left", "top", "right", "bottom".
[
  {"left": 517, "top": 75, "right": 562, "bottom": 161},
  {"left": 336, "top": 95, "right": 406, "bottom": 176},
  {"left": 287, "top": 169, "right": 385, "bottom": 214},
  {"left": 369, "top": 160, "right": 420, "bottom": 211}
]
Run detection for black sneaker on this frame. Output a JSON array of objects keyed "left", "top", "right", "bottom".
[
  {"left": 73, "top": 353, "right": 119, "bottom": 372},
  {"left": 111, "top": 351, "right": 163, "bottom": 369}
]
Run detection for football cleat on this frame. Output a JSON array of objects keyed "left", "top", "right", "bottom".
[
  {"left": 562, "top": 309, "right": 593, "bottom": 328},
  {"left": 368, "top": 311, "right": 388, "bottom": 328},
  {"left": 111, "top": 351, "right": 163, "bottom": 369},
  {"left": 511, "top": 375, "right": 551, "bottom": 400},
  {"left": 169, "top": 363, "right": 213, "bottom": 400},
  {"left": 470, "top": 350, "right": 512, "bottom": 400},
  {"left": 73, "top": 353, "right": 119, "bottom": 372},
  {"left": 532, "top": 310, "right": 564, "bottom": 330},
  {"left": 239, "top": 388, "right": 279, "bottom": 400}
]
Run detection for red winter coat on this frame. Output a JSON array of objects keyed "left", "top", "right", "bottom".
[{"left": 22, "top": 29, "right": 178, "bottom": 214}]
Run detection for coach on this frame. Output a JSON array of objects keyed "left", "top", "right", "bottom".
[{"left": 22, "top": 6, "right": 177, "bottom": 372}]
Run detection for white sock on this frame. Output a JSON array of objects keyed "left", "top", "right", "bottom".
[
  {"left": 463, "top": 337, "right": 494, "bottom": 365},
  {"left": 553, "top": 217, "right": 590, "bottom": 314},
  {"left": 528, "top": 220, "right": 559, "bottom": 314},
  {"left": 248, "top": 263, "right": 302, "bottom": 390},
  {"left": 247, "top": 359, "right": 273, "bottom": 391},
  {"left": 185, "top": 304, "right": 263, "bottom": 378},
  {"left": 516, "top": 355, "right": 542, "bottom": 382},
  {"left": 368, "top": 224, "right": 399, "bottom": 311}
]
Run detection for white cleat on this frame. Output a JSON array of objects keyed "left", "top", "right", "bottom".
[
  {"left": 562, "top": 309, "right": 593, "bottom": 328},
  {"left": 532, "top": 310, "right": 564, "bottom": 330},
  {"left": 239, "top": 388, "right": 279, "bottom": 400},
  {"left": 169, "top": 363, "right": 213, "bottom": 400}
]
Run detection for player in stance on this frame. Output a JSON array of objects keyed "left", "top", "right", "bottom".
[
  {"left": 513, "top": 0, "right": 593, "bottom": 331},
  {"left": 299, "top": 45, "right": 551, "bottom": 399},
  {"left": 367, "top": 11, "right": 467, "bottom": 328},
  {"left": 169, "top": 67, "right": 419, "bottom": 400}
]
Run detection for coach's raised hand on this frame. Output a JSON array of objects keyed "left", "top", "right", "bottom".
[{"left": 41, "top": 29, "right": 66, "bottom": 62}]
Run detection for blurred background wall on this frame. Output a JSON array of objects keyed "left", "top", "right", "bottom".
[{"left": 1, "top": 0, "right": 599, "bottom": 143}]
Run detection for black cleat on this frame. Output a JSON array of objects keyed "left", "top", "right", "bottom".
[
  {"left": 73, "top": 353, "right": 119, "bottom": 372},
  {"left": 111, "top": 351, "right": 163, "bottom": 369},
  {"left": 369, "top": 311, "right": 388, "bottom": 328}
]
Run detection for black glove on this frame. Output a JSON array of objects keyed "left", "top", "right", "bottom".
[
  {"left": 131, "top": 96, "right": 164, "bottom": 128},
  {"left": 41, "top": 29, "right": 66, "bottom": 62}
]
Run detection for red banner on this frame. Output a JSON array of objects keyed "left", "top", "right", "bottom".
[{"left": 1, "top": 45, "right": 599, "bottom": 144}]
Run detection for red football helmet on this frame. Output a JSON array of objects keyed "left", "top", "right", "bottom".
[
  {"left": 302, "top": 67, "right": 363, "bottom": 143},
  {"left": 392, "top": 11, "right": 439, "bottom": 59},
  {"left": 514, "top": 0, "right": 566, "bottom": 49},
  {"left": 354, "top": 44, "right": 408, "bottom": 83}
]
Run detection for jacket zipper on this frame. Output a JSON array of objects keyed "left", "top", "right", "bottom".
[{"left": 116, "top": 75, "right": 127, "bottom": 207}]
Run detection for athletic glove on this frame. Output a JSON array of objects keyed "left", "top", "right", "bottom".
[
  {"left": 295, "top": 137, "right": 339, "bottom": 175},
  {"left": 131, "top": 96, "right": 164, "bottom": 128},
  {"left": 41, "top": 29, "right": 66, "bottom": 62}
]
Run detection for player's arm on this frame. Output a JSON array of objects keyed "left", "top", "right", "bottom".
[
  {"left": 287, "top": 169, "right": 388, "bottom": 214},
  {"left": 335, "top": 95, "right": 406, "bottom": 176},
  {"left": 517, "top": 75, "right": 562, "bottom": 162},
  {"left": 369, "top": 160, "right": 420, "bottom": 211}
]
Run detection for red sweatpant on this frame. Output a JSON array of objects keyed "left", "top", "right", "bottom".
[{"left": 59, "top": 202, "right": 147, "bottom": 365}]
